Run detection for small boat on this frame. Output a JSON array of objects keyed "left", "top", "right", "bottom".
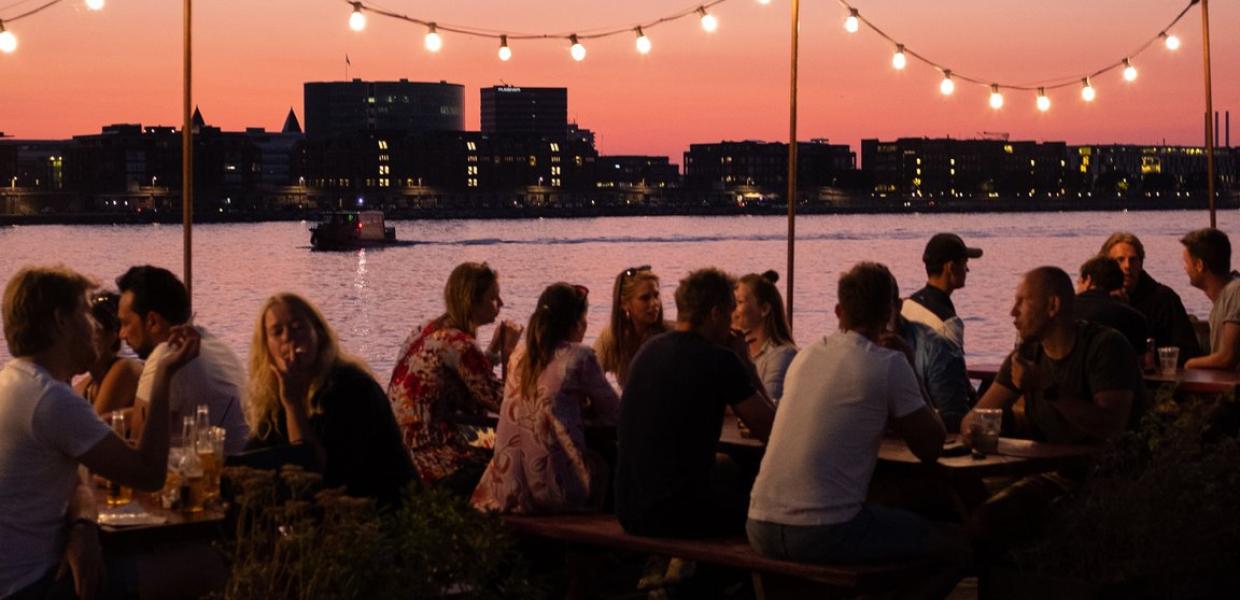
[{"left": 309, "top": 211, "right": 408, "bottom": 250}]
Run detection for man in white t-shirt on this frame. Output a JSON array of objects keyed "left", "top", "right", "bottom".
[
  {"left": 747, "top": 262, "right": 968, "bottom": 597},
  {"left": 0, "top": 266, "right": 199, "bottom": 599},
  {"left": 117, "top": 266, "right": 249, "bottom": 454}
]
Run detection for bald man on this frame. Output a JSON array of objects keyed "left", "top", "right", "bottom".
[{"left": 961, "top": 267, "right": 1144, "bottom": 556}]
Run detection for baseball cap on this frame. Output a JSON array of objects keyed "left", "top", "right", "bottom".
[{"left": 923, "top": 233, "right": 983, "bottom": 268}]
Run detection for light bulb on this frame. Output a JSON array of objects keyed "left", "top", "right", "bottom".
[
  {"left": 498, "top": 36, "right": 511, "bottom": 61},
  {"left": 569, "top": 35, "right": 586, "bottom": 61},
  {"left": 1080, "top": 78, "right": 1096, "bottom": 102},
  {"left": 1122, "top": 59, "right": 1137, "bottom": 82},
  {"left": 635, "top": 27, "right": 651, "bottom": 54},
  {"left": 939, "top": 71, "right": 954, "bottom": 96},
  {"left": 1036, "top": 88, "right": 1050, "bottom": 112},
  {"left": 85, "top": 0, "right": 105, "bottom": 10},
  {"left": 424, "top": 24, "right": 442, "bottom": 53},
  {"left": 891, "top": 44, "right": 906, "bottom": 70},
  {"left": 0, "top": 25, "right": 15, "bottom": 54},
  {"left": 757, "top": 0, "right": 771, "bottom": 4},
  {"left": 1163, "top": 33, "right": 1180, "bottom": 50},
  {"left": 698, "top": 8, "right": 717, "bottom": 32},
  {"left": 348, "top": 4, "right": 366, "bottom": 32},
  {"left": 844, "top": 9, "right": 859, "bottom": 33},
  {"left": 989, "top": 85, "right": 1004, "bottom": 109}
]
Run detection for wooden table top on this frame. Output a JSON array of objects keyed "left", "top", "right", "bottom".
[
  {"left": 93, "top": 486, "right": 226, "bottom": 549},
  {"left": 969, "top": 362, "right": 1240, "bottom": 395}
]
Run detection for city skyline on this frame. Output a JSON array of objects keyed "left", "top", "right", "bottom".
[{"left": 2, "top": 0, "right": 1238, "bottom": 161}]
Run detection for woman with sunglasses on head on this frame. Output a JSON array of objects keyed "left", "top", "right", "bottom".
[
  {"left": 389, "top": 262, "right": 523, "bottom": 496},
  {"left": 732, "top": 271, "right": 798, "bottom": 403},
  {"left": 594, "top": 265, "right": 670, "bottom": 388},
  {"left": 472, "top": 283, "right": 619, "bottom": 514},
  {"left": 74, "top": 292, "right": 144, "bottom": 415}
]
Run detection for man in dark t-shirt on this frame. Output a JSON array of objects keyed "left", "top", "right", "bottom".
[
  {"left": 616, "top": 268, "right": 775, "bottom": 538},
  {"left": 1101, "top": 231, "right": 1202, "bottom": 363},
  {"left": 1074, "top": 255, "right": 1148, "bottom": 357}
]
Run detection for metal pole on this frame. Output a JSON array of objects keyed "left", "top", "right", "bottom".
[
  {"left": 786, "top": 0, "right": 800, "bottom": 329},
  {"left": 1201, "top": 0, "right": 1215, "bottom": 228},
  {"left": 182, "top": 0, "right": 193, "bottom": 307}
]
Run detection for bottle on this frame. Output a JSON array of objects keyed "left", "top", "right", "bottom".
[{"left": 1143, "top": 337, "right": 1157, "bottom": 373}]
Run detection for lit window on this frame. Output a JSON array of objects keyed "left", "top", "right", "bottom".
[
  {"left": 550, "top": 143, "right": 560, "bottom": 152},
  {"left": 466, "top": 141, "right": 477, "bottom": 151}
]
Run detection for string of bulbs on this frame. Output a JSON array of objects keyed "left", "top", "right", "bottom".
[{"left": 1, "top": 0, "right": 1204, "bottom": 114}]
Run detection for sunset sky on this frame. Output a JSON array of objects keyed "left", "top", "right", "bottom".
[{"left": 1, "top": 0, "right": 1236, "bottom": 161}]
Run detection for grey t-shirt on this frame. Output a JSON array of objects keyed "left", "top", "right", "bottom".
[{"left": 1208, "top": 276, "right": 1240, "bottom": 355}]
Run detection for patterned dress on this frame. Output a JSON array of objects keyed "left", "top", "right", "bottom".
[
  {"left": 388, "top": 318, "right": 502, "bottom": 486},
  {"left": 471, "top": 343, "right": 621, "bottom": 514}
]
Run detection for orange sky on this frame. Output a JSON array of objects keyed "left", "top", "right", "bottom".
[{"left": 1, "top": 0, "right": 1237, "bottom": 161}]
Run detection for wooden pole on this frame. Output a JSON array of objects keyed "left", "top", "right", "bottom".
[
  {"left": 182, "top": 0, "right": 193, "bottom": 307},
  {"left": 786, "top": 0, "right": 800, "bottom": 329},
  {"left": 1200, "top": 0, "right": 1216, "bottom": 228}
]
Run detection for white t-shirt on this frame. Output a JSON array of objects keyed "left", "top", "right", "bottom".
[
  {"left": 0, "top": 359, "right": 112, "bottom": 596},
  {"left": 748, "top": 330, "right": 927, "bottom": 527},
  {"left": 136, "top": 327, "right": 249, "bottom": 455}
]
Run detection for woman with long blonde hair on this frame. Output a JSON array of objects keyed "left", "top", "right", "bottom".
[
  {"left": 594, "top": 266, "right": 669, "bottom": 388},
  {"left": 472, "top": 283, "right": 619, "bottom": 514},
  {"left": 244, "top": 292, "right": 411, "bottom": 500},
  {"left": 732, "top": 271, "right": 798, "bottom": 402}
]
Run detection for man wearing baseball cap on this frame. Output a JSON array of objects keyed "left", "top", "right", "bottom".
[{"left": 901, "top": 233, "right": 983, "bottom": 350}]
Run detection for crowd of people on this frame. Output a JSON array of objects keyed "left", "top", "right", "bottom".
[{"left": 1, "top": 225, "right": 1236, "bottom": 599}]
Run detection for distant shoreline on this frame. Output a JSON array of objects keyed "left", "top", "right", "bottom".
[{"left": 1, "top": 195, "right": 1236, "bottom": 226}]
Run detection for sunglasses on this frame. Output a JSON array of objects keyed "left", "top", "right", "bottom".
[
  {"left": 622, "top": 265, "right": 651, "bottom": 279},
  {"left": 572, "top": 284, "right": 589, "bottom": 298},
  {"left": 90, "top": 293, "right": 118, "bottom": 309}
]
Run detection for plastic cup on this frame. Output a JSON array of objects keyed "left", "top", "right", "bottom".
[
  {"left": 970, "top": 408, "right": 1003, "bottom": 454},
  {"left": 1158, "top": 346, "right": 1179, "bottom": 375}
]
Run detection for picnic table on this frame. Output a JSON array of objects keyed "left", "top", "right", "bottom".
[
  {"left": 93, "top": 485, "right": 226, "bottom": 550},
  {"left": 969, "top": 363, "right": 1240, "bottom": 395}
]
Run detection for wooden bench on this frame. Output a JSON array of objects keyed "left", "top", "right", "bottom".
[{"left": 502, "top": 513, "right": 934, "bottom": 598}]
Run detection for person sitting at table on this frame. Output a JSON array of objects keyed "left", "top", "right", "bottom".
[
  {"left": 74, "top": 291, "right": 144, "bottom": 415},
  {"left": 1100, "top": 231, "right": 1201, "bottom": 363},
  {"left": 889, "top": 273, "right": 975, "bottom": 432},
  {"left": 242, "top": 293, "right": 413, "bottom": 501},
  {"left": 732, "top": 271, "right": 798, "bottom": 403},
  {"left": 1181, "top": 228, "right": 1240, "bottom": 371},
  {"left": 117, "top": 265, "right": 250, "bottom": 453},
  {"left": 388, "top": 262, "right": 522, "bottom": 496},
  {"left": 961, "top": 266, "right": 1142, "bottom": 555},
  {"left": 1074, "top": 255, "right": 1149, "bottom": 355},
  {"left": 472, "top": 283, "right": 620, "bottom": 514},
  {"left": 1, "top": 266, "right": 199, "bottom": 600},
  {"left": 747, "top": 262, "right": 968, "bottom": 597},
  {"left": 615, "top": 267, "right": 775, "bottom": 538},
  {"left": 594, "top": 265, "right": 670, "bottom": 389}
]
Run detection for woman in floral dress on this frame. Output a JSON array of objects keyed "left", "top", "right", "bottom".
[
  {"left": 472, "top": 283, "right": 620, "bottom": 513},
  {"left": 388, "top": 262, "right": 521, "bottom": 495}
]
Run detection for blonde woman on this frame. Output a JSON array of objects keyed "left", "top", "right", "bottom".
[
  {"left": 732, "top": 271, "right": 798, "bottom": 402},
  {"left": 472, "top": 283, "right": 620, "bottom": 514},
  {"left": 244, "top": 293, "right": 412, "bottom": 500},
  {"left": 594, "top": 265, "right": 670, "bottom": 388},
  {"left": 388, "top": 262, "right": 522, "bottom": 495}
]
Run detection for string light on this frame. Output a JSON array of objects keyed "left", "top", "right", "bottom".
[
  {"left": 939, "top": 70, "right": 954, "bottom": 96},
  {"left": 989, "top": 84, "right": 1004, "bottom": 109},
  {"left": 348, "top": 3, "right": 366, "bottom": 32},
  {"left": 0, "top": 21, "right": 15, "bottom": 54},
  {"left": 757, "top": 0, "right": 771, "bottom": 5},
  {"left": 424, "top": 23, "right": 442, "bottom": 52},
  {"left": 1161, "top": 31, "right": 1181, "bottom": 50},
  {"left": 1123, "top": 58, "right": 1138, "bottom": 82},
  {"left": 891, "top": 44, "right": 906, "bottom": 70},
  {"left": 1036, "top": 87, "right": 1050, "bottom": 112},
  {"left": 498, "top": 35, "right": 511, "bottom": 61},
  {"left": 84, "top": 0, "right": 104, "bottom": 10},
  {"left": 844, "top": 8, "right": 860, "bottom": 33},
  {"left": 635, "top": 27, "right": 652, "bottom": 54},
  {"left": 569, "top": 34, "right": 586, "bottom": 61},
  {"left": 1080, "top": 78, "right": 1096, "bottom": 102},
  {"left": 697, "top": 7, "right": 717, "bottom": 32}
]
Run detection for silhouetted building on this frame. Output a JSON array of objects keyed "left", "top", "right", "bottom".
[
  {"left": 596, "top": 156, "right": 679, "bottom": 188},
  {"left": 0, "top": 139, "right": 70, "bottom": 191},
  {"left": 683, "top": 140, "right": 855, "bottom": 191},
  {"left": 861, "top": 137, "right": 1069, "bottom": 198},
  {"left": 304, "top": 79, "right": 464, "bottom": 140},
  {"left": 1068, "top": 144, "right": 1236, "bottom": 196},
  {"left": 481, "top": 86, "right": 568, "bottom": 138}
]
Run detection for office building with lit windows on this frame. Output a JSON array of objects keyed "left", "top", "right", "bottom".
[
  {"left": 304, "top": 79, "right": 465, "bottom": 140},
  {"left": 480, "top": 86, "right": 568, "bottom": 138}
]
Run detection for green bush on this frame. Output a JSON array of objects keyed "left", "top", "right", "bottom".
[{"left": 219, "top": 465, "right": 541, "bottom": 600}]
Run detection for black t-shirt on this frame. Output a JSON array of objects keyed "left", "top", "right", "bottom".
[
  {"left": 909, "top": 285, "right": 957, "bottom": 322},
  {"left": 1130, "top": 271, "right": 1202, "bottom": 361},
  {"left": 615, "top": 331, "right": 754, "bottom": 536},
  {"left": 245, "top": 363, "right": 414, "bottom": 500},
  {"left": 995, "top": 321, "right": 1143, "bottom": 444},
  {"left": 1075, "top": 290, "right": 1149, "bottom": 354}
]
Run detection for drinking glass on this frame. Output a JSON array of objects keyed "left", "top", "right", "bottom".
[
  {"left": 105, "top": 411, "right": 133, "bottom": 506},
  {"left": 970, "top": 408, "right": 1003, "bottom": 454},
  {"left": 1158, "top": 347, "right": 1179, "bottom": 375}
]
